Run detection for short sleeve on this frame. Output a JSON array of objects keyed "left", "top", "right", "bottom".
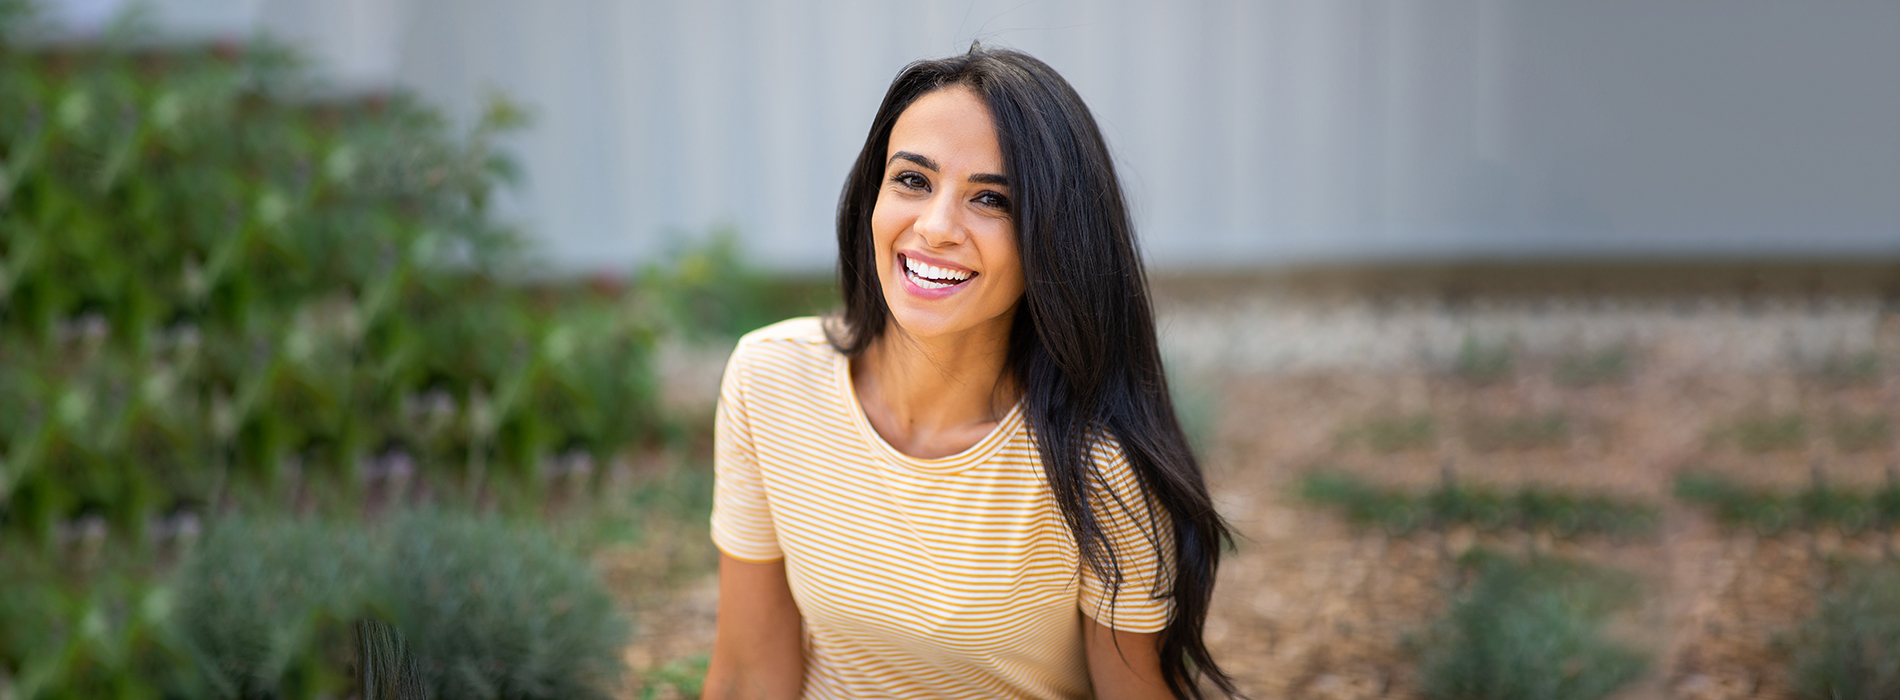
[
  {"left": 1076, "top": 444, "right": 1176, "bottom": 633},
  {"left": 709, "top": 345, "right": 784, "bottom": 562}
]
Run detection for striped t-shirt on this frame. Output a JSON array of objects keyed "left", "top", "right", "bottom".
[{"left": 712, "top": 317, "right": 1175, "bottom": 700}]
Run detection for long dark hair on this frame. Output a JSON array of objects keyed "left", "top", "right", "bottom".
[{"left": 829, "top": 47, "right": 1237, "bottom": 698}]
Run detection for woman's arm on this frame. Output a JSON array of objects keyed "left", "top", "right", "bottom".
[
  {"left": 703, "top": 553, "right": 805, "bottom": 700},
  {"left": 1084, "top": 614, "right": 1175, "bottom": 700}
]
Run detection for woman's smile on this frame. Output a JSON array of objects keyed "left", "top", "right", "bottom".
[{"left": 897, "top": 252, "right": 976, "bottom": 296}]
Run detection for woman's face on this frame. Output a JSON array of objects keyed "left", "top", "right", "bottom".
[{"left": 871, "top": 85, "right": 1025, "bottom": 343}]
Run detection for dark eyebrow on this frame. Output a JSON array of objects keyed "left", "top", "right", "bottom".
[
  {"left": 887, "top": 151, "right": 1009, "bottom": 187},
  {"left": 887, "top": 151, "right": 938, "bottom": 171}
]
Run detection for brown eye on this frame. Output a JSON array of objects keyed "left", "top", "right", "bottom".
[
  {"left": 976, "top": 192, "right": 1011, "bottom": 212},
  {"left": 891, "top": 172, "right": 928, "bottom": 191}
]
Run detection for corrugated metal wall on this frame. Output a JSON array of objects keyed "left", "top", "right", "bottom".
[{"left": 57, "top": 0, "right": 1900, "bottom": 273}]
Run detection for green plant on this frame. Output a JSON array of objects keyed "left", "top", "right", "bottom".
[
  {"left": 1338, "top": 413, "right": 1436, "bottom": 453},
  {"left": 0, "top": 546, "right": 205, "bottom": 700},
  {"left": 1673, "top": 472, "right": 1894, "bottom": 535},
  {"left": 637, "top": 230, "right": 835, "bottom": 341},
  {"left": 167, "top": 511, "right": 630, "bottom": 699},
  {"left": 1510, "top": 490, "right": 1658, "bottom": 540},
  {"left": 585, "top": 458, "right": 716, "bottom": 549},
  {"left": 1299, "top": 470, "right": 1423, "bottom": 534},
  {"left": 1789, "top": 561, "right": 1900, "bottom": 700},
  {"left": 1879, "top": 474, "right": 1900, "bottom": 531},
  {"left": 376, "top": 511, "right": 629, "bottom": 700},
  {"left": 1708, "top": 414, "right": 1807, "bottom": 453},
  {"left": 1830, "top": 413, "right": 1892, "bottom": 454},
  {"left": 1813, "top": 352, "right": 1881, "bottom": 389},
  {"left": 0, "top": 0, "right": 678, "bottom": 545},
  {"left": 0, "top": 5, "right": 730, "bottom": 694},
  {"left": 1428, "top": 478, "right": 1514, "bottom": 531},
  {"left": 1416, "top": 550, "right": 1648, "bottom": 700},
  {"left": 1455, "top": 336, "right": 1515, "bottom": 384},
  {"left": 1674, "top": 473, "right": 1794, "bottom": 534},
  {"left": 1297, "top": 471, "right": 1657, "bottom": 540},
  {"left": 172, "top": 518, "right": 366, "bottom": 698},
  {"left": 1553, "top": 346, "right": 1632, "bottom": 387},
  {"left": 637, "top": 654, "right": 709, "bottom": 700},
  {"left": 1464, "top": 412, "right": 1570, "bottom": 452}
]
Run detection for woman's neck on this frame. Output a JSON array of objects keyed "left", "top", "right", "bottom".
[{"left": 852, "top": 317, "right": 1019, "bottom": 460}]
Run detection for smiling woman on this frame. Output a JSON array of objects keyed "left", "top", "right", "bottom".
[{"left": 702, "top": 47, "right": 1237, "bottom": 700}]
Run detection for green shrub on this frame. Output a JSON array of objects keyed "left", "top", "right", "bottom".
[
  {"left": 376, "top": 511, "right": 628, "bottom": 700},
  {"left": 637, "top": 230, "right": 835, "bottom": 342},
  {"left": 1338, "top": 413, "right": 1436, "bottom": 453},
  {"left": 0, "top": 0, "right": 671, "bottom": 542},
  {"left": 173, "top": 518, "right": 365, "bottom": 698},
  {"left": 0, "top": 547, "right": 204, "bottom": 700},
  {"left": 1790, "top": 561, "right": 1900, "bottom": 700},
  {"left": 169, "top": 511, "right": 629, "bottom": 700},
  {"left": 1416, "top": 550, "right": 1648, "bottom": 700},
  {"left": 0, "top": 5, "right": 715, "bottom": 695}
]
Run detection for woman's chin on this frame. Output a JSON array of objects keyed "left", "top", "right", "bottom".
[
  {"left": 885, "top": 308, "right": 959, "bottom": 340},
  {"left": 887, "top": 307, "right": 1014, "bottom": 345},
  {"left": 879, "top": 276, "right": 1015, "bottom": 343}
]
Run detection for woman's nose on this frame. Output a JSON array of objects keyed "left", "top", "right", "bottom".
[{"left": 914, "top": 191, "right": 964, "bottom": 246}]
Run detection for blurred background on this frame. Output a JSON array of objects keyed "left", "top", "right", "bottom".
[
  {"left": 4, "top": 1, "right": 1899, "bottom": 699},
  {"left": 36, "top": 0, "right": 1900, "bottom": 269}
]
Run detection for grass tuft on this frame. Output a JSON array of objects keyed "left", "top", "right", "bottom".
[
  {"left": 1673, "top": 472, "right": 1899, "bottom": 535},
  {"left": 1337, "top": 413, "right": 1437, "bottom": 453},
  {"left": 1813, "top": 353, "right": 1882, "bottom": 389},
  {"left": 1707, "top": 414, "right": 1808, "bottom": 453},
  {"left": 1829, "top": 413, "right": 1892, "bottom": 453},
  {"left": 1553, "top": 346, "right": 1634, "bottom": 387},
  {"left": 1790, "top": 561, "right": 1900, "bottom": 700},
  {"left": 1416, "top": 550, "right": 1649, "bottom": 700},
  {"left": 1298, "top": 471, "right": 1657, "bottom": 539},
  {"left": 1455, "top": 336, "right": 1516, "bottom": 385}
]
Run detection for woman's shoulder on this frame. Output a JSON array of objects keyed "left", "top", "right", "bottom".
[
  {"left": 726, "top": 316, "right": 842, "bottom": 381},
  {"left": 737, "top": 316, "right": 831, "bottom": 346}
]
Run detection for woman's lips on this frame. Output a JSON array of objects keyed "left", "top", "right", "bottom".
[{"left": 898, "top": 253, "right": 974, "bottom": 299}]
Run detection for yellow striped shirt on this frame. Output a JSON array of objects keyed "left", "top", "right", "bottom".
[{"left": 712, "top": 317, "right": 1175, "bottom": 699}]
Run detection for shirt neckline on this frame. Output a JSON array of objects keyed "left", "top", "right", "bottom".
[{"left": 833, "top": 351, "right": 1026, "bottom": 475}]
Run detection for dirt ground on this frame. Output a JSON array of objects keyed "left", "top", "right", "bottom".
[{"left": 1199, "top": 367, "right": 1898, "bottom": 700}]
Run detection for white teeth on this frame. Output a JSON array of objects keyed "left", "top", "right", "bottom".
[{"left": 903, "top": 256, "right": 972, "bottom": 283}]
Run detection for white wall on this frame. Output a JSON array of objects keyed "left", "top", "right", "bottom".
[{"left": 42, "top": 0, "right": 1900, "bottom": 274}]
